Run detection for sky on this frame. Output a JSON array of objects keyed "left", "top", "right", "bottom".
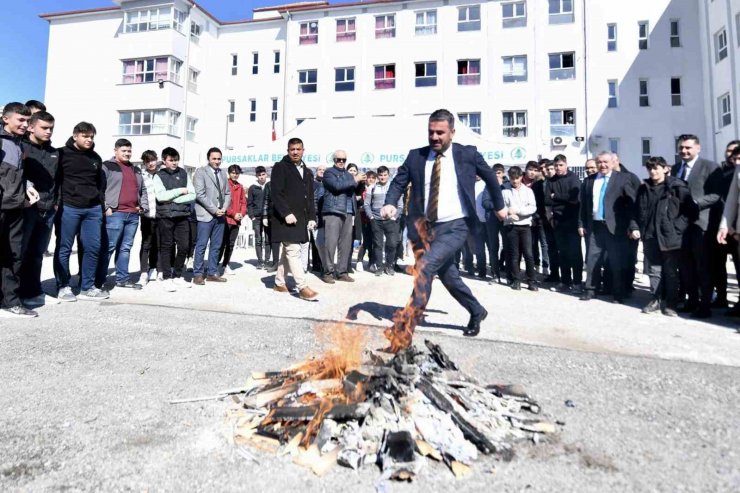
[{"left": 0, "top": 0, "right": 318, "bottom": 104}]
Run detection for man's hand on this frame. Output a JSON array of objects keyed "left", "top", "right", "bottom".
[
  {"left": 629, "top": 230, "right": 641, "bottom": 240},
  {"left": 508, "top": 207, "right": 519, "bottom": 215},
  {"left": 509, "top": 214, "right": 520, "bottom": 222},
  {"left": 26, "top": 187, "right": 40, "bottom": 205},
  {"left": 380, "top": 205, "right": 397, "bottom": 220},
  {"left": 495, "top": 208, "right": 507, "bottom": 221},
  {"left": 354, "top": 172, "right": 366, "bottom": 183},
  {"left": 285, "top": 213, "right": 297, "bottom": 225},
  {"left": 262, "top": 218, "right": 269, "bottom": 227},
  {"left": 718, "top": 227, "right": 729, "bottom": 244},
  {"left": 578, "top": 228, "right": 585, "bottom": 237},
  {"left": 307, "top": 220, "right": 317, "bottom": 231},
  {"left": 235, "top": 213, "right": 243, "bottom": 221},
  {"left": 180, "top": 187, "right": 189, "bottom": 195},
  {"left": 105, "top": 207, "right": 113, "bottom": 217}
]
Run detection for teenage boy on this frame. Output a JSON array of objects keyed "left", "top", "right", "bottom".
[
  {"left": 97, "top": 138, "right": 149, "bottom": 290},
  {"left": 54, "top": 122, "right": 107, "bottom": 302},
  {"left": 1, "top": 103, "right": 38, "bottom": 316},
  {"left": 364, "top": 165, "right": 403, "bottom": 276},
  {"left": 501, "top": 166, "right": 538, "bottom": 291},
  {"left": 138, "top": 150, "right": 160, "bottom": 285},
  {"left": 19, "top": 111, "right": 59, "bottom": 307},
  {"left": 153, "top": 147, "right": 196, "bottom": 292},
  {"left": 192, "top": 147, "right": 231, "bottom": 285},
  {"left": 25, "top": 100, "right": 46, "bottom": 114},
  {"left": 247, "top": 166, "right": 270, "bottom": 268},
  {"left": 634, "top": 157, "right": 692, "bottom": 316}
]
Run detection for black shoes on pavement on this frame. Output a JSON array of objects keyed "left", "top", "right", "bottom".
[{"left": 463, "top": 308, "right": 487, "bottom": 337}]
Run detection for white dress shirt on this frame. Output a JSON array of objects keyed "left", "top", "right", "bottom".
[
  {"left": 424, "top": 149, "right": 466, "bottom": 223},
  {"left": 474, "top": 180, "right": 487, "bottom": 223},
  {"left": 681, "top": 156, "right": 698, "bottom": 180},
  {"left": 592, "top": 172, "right": 612, "bottom": 219}
]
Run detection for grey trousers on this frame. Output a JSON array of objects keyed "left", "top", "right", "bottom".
[{"left": 322, "top": 213, "right": 354, "bottom": 275}]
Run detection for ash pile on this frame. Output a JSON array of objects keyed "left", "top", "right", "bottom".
[{"left": 226, "top": 332, "right": 558, "bottom": 483}]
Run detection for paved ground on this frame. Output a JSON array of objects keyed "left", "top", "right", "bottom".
[{"left": 1, "top": 246, "right": 739, "bottom": 491}]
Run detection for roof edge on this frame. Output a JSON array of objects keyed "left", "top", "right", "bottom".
[{"left": 40, "top": 5, "right": 120, "bottom": 20}]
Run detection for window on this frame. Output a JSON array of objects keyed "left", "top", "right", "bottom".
[
  {"left": 299, "top": 21, "right": 319, "bottom": 45},
  {"left": 271, "top": 98, "right": 278, "bottom": 122},
  {"left": 638, "top": 21, "right": 649, "bottom": 49},
  {"left": 274, "top": 51, "right": 280, "bottom": 74},
  {"left": 458, "top": 6, "right": 481, "bottom": 32},
  {"left": 415, "top": 10, "right": 437, "bottom": 35},
  {"left": 641, "top": 138, "right": 651, "bottom": 165},
  {"left": 716, "top": 28, "right": 728, "bottom": 62},
  {"left": 375, "top": 15, "right": 395, "bottom": 39},
  {"left": 549, "top": 0, "right": 574, "bottom": 24},
  {"left": 374, "top": 64, "right": 395, "bottom": 89},
  {"left": 252, "top": 52, "right": 259, "bottom": 75},
  {"left": 457, "top": 59, "right": 480, "bottom": 85},
  {"left": 639, "top": 79, "right": 649, "bottom": 107},
  {"left": 607, "top": 23, "right": 617, "bottom": 51},
  {"left": 548, "top": 52, "right": 575, "bottom": 80},
  {"left": 549, "top": 109, "right": 575, "bottom": 137},
  {"left": 122, "top": 57, "right": 181, "bottom": 84},
  {"left": 671, "top": 78, "right": 682, "bottom": 106},
  {"left": 124, "top": 7, "right": 174, "bottom": 33},
  {"left": 502, "top": 2, "right": 526, "bottom": 28},
  {"left": 336, "top": 18, "right": 356, "bottom": 41},
  {"left": 188, "top": 68, "right": 199, "bottom": 92},
  {"left": 335, "top": 67, "right": 355, "bottom": 92},
  {"left": 458, "top": 112, "right": 481, "bottom": 134},
  {"left": 502, "top": 111, "right": 527, "bottom": 137},
  {"left": 674, "top": 136, "right": 681, "bottom": 166},
  {"left": 186, "top": 116, "right": 197, "bottom": 142},
  {"left": 415, "top": 62, "right": 437, "bottom": 87},
  {"left": 670, "top": 20, "right": 680, "bottom": 47},
  {"left": 608, "top": 138, "right": 619, "bottom": 154},
  {"left": 118, "top": 109, "right": 180, "bottom": 136},
  {"left": 736, "top": 14, "right": 740, "bottom": 46},
  {"left": 607, "top": 80, "right": 618, "bottom": 108},
  {"left": 228, "top": 100, "right": 235, "bottom": 123},
  {"left": 502, "top": 55, "right": 527, "bottom": 82},
  {"left": 231, "top": 54, "right": 238, "bottom": 76},
  {"left": 719, "top": 93, "right": 732, "bottom": 127},
  {"left": 190, "top": 21, "right": 201, "bottom": 43},
  {"left": 298, "top": 69, "right": 317, "bottom": 93},
  {"left": 173, "top": 9, "right": 186, "bottom": 32},
  {"left": 249, "top": 99, "right": 256, "bottom": 122}
]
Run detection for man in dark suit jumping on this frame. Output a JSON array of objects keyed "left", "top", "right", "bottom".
[
  {"left": 578, "top": 151, "right": 639, "bottom": 303},
  {"left": 672, "top": 134, "right": 720, "bottom": 318},
  {"left": 381, "top": 109, "right": 506, "bottom": 349}
]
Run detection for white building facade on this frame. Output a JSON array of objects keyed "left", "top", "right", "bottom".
[{"left": 41, "top": 0, "right": 723, "bottom": 171}]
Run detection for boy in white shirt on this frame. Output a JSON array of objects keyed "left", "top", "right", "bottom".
[{"left": 502, "top": 166, "right": 538, "bottom": 291}]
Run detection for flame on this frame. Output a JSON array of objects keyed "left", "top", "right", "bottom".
[{"left": 384, "top": 218, "right": 434, "bottom": 352}]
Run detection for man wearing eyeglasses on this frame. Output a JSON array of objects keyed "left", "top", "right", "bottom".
[{"left": 320, "top": 150, "right": 365, "bottom": 283}]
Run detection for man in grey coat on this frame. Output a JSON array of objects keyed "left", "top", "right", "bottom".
[{"left": 193, "top": 147, "right": 231, "bottom": 285}]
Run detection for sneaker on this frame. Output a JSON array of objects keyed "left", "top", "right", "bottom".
[
  {"left": 356, "top": 261, "right": 364, "bottom": 272},
  {"left": 156, "top": 271, "right": 164, "bottom": 282},
  {"left": 78, "top": 288, "right": 110, "bottom": 301},
  {"left": 224, "top": 266, "right": 235, "bottom": 276},
  {"left": 662, "top": 307, "right": 678, "bottom": 317},
  {"left": 374, "top": 269, "right": 383, "bottom": 277},
  {"left": 116, "top": 281, "right": 143, "bottom": 290},
  {"left": 57, "top": 287, "right": 77, "bottom": 302},
  {"left": 265, "top": 263, "right": 278, "bottom": 273},
  {"left": 186, "top": 257, "right": 194, "bottom": 272},
  {"left": 384, "top": 267, "right": 395, "bottom": 276},
  {"left": 174, "top": 278, "right": 192, "bottom": 289},
  {"left": 148, "top": 269, "right": 158, "bottom": 281},
  {"left": 641, "top": 299, "right": 661, "bottom": 314},
  {"left": 163, "top": 279, "right": 177, "bottom": 292},
  {"left": 139, "top": 272, "right": 149, "bottom": 286},
  {"left": 3, "top": 305, "right": 38, "bottom": 318},
  {"left": 257, "top": 262, "right": 265, "bottom": 270}
]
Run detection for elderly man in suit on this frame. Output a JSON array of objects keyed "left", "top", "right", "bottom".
[
  {"left": 270, "top": 137, "right": 318, "bottom": 300},
  {"left": 381, "top": 109, "right": 506, "bottom": 346},
  {"left": 578, "top": 151, "right": 638, "bottom": 303},
  {"left": 192, "top": 147, "right": 231, "bottom": 285},
  {"left": 673, "top": 134, "right": 721, "bottom": 318}
]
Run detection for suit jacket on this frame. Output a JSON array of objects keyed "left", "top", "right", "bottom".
[
  {"left": 269, "top": 155, "right": 315, "bottom": 243},
  {"left": 672, "top": 157, "right": 721, "bottom": 231},
  {"left": 579, "top": 171, "right": 638, "bottom": 236},
  {"left": 385, "top": 142, "right": 504, "bottom": 242},
  {"left": 193, "top": 165, "right": 231, "bottom": 222}
]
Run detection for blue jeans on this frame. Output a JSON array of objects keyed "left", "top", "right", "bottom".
[
  {"left": 20, "top": 207, "right": 56, "bottom": 298},
  {"left": 193, "top": 217, "right": 225, "bottom": 276},
  {"left": 54, "top": 205, "right": 103, "bottom": 291},
  {"left": 97, "top": 212, "right": 140, "bottom": 284}
]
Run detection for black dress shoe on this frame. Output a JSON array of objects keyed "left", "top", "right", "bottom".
[
  {"left": 641, "top": 299, "right": 661, "bottom": 314},
  {"left": 579, "top": 291, "right": 594, "bottom": 301},
  {"left": 511, "top": 280, "right": 521, "bottom": 291},
  {"left": 528, "top": 283, "right": 539, "bottom": 292},
  {"left": 611, "top": 297, "right": 624, "bottom": 304},
  {"left": 463, "top": 308, "right": 488, "bottom": 337}
]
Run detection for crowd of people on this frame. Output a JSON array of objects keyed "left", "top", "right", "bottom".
[{"left": 1, "top": 100, "right": 739, "bottom": 325}]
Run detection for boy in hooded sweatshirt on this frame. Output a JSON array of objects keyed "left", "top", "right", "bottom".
[{"left": 54, "top": 122, "right": 108, "bottom": 302}]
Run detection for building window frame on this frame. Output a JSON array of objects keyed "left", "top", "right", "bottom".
[
  {"left": 502, "top": 2, "right": 527, "bottom": 28},
  {"left": 190, "top": 21, "right": 202, "bottom": 43},
  {"left": 607, "top": 80, "right": 618, "bottom": 108},
  {"left": 607, "top": 23, "right": 617, "bottom": 52},
  {"left": 641, "top": 137, "right": 651, "bottom": 165},
  {"left": 719, "top": 93, "right": 732, "bottom": 127},
  {"left": 502, "top": 55, "right": 527, "bottom": 82},
  {"left": 188, "top": 68, "right": 199, "bottom": 93},
  {"left": 298, "top": 69, "right": 318, "bottom": 93},
  {"left": 671, "top": 77, "right": 682, "bottom": 106},
  {"left": 638, "top": 21, "right": 649, "bottom": 50},
  {"left": 274, "top": 51, "right": 280, "bottom": 74},
  {"left": 122, "top": 56, "right": 182, "bottom": 85},
  {"left": 716, "top": 28, "right": 728, "bottom": 62},
  {"left": 548, "top": 0, "right": 574, "bottom": 24},
  {"left": 299, "top": 21, "right": 319, "bottom": 45},
  {"left": 336, "top": 18, "right": 356, "bottom": 42},
  {"left": 249, "top": 99, "right": 256, "bottom": 122},
  {"left": 124, "top": 7, "right": 177, "bottom": 33},
  {"left": 458, "top": 5, "right": 481, "bottom": 32},
  {"left": 639, "top": 79, "right": 649, "bottom": 107},
  {"left": 252, "top": 52, "right": 259, "bottom": 75},
  {"left": 375, "top": 15, "right": 396, "bottom": 39},
  {"left": 670, "top": 19, "right": 680, "bottom": 47},
  {"left": 186, "top": 116, "right": 197, "bottom": 142},
  {"left": 457, "top": 59, "right": 481, "bottom": 85},
  {"left": 549, "top": 109, "right": 575, "bottom": 137},
  {"left": 548, "top": 52, "right": 575, "bottom": 80},
  {"left": 415, "top": 10, "right": 437, "bottom": 35},
  {"left": 231, "top": 54, "right": 238, "bottom": 76},
  {"left": 415, "top": 61, "right": 437, "bottom": 87},
  {"left": 118, "top": 109, "right": 180, "bottom": 136},
  {"left": 335, "top": 67, "right": 356, "bottom": 92},
  {"left": 228, "top": 100, "right": 235, "bottom": 123},
  {"left": 374, "top": 64, "right": 396, "bottom": 90},
  {"left": 458, "top": 112, "right": 482, "bottom": 134},
  {"left": 502, "top": 111, "right": 527, "bottom": 137},
  {"left": 608, "top": 138, "right": 619, "bottom": 154},
  {"left": 271, "top": 98, "right": 278, "bottom": 121}
]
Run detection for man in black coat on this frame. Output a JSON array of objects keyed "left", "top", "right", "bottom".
[
  {"left": 547, "top": 155, "right": 583, "bottom": 291},
  {"left": 672, "top": 134, "right": 721, "bottom": 318},
  {"left": 269, "top": 138, "right": 318, "bottom": 300},
  {"left": 381, "top": 109, "right": 506, "bottom": 347},
  {"left": 578, "top": 151, "right": 638, "bottom": 303}
]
